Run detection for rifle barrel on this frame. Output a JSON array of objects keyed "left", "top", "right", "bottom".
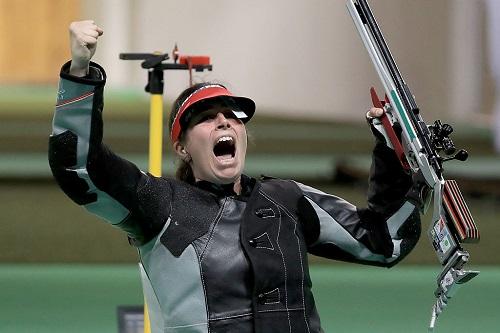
[
  {"left": 357, "top": 0, "right": 414, "bottom": 110},
  {"left": 355, "top": 0, "right": 443, "bottom": 176}
]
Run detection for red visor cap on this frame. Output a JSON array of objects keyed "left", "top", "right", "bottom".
[{"left": 171, "top": 85, "right": 255, "bottom": 143}]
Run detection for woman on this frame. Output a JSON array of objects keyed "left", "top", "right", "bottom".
[{"left": 49, "top": 21, "right": 422, "bottom": 333}]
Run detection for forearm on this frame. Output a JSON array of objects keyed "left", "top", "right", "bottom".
[
  {"left": 69, "top": 60, "right": 90, "bottom": 77},
  {"left": 48, "top": 22, "right": 163, "bottom": 245},
  {"left": 363, "top": 129, "right": 422, "bottom": 265},
  {"left": 49, "top": 61, "right": 141, "bottom": 225}
]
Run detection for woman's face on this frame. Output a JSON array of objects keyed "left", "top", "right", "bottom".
[{"left": 177, "top": 105, "right": 248, "bottom": 184}]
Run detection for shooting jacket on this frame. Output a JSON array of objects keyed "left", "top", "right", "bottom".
[{"left": 49, "top": 61, "right": 421, "bottom": 333}]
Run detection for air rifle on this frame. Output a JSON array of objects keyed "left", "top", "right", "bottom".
[{"left": 346, "top": 0, "right": 480, "bottom": 331}]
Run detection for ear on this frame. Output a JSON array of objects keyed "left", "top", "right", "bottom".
[{"left": 173, "top": 141, "right": 189, "bottom": 159}]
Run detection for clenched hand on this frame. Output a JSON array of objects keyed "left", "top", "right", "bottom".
[{"left": 69, "top": 20, "right": 103, "bottom": 77}]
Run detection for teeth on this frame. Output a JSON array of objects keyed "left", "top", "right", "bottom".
[{"left": 217, "top": 136, "right": 233, "bottom": 143}]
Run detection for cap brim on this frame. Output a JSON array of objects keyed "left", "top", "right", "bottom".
[
  {"left": 180, "top": 95, "right": 256, "bottom": 128},
  {"left": 230, "top": 96, "right": 255, "bottom": 123}
]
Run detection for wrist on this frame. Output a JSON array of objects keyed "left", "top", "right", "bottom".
[{"left": 69, "top": 60, "right": 89, "bottom": 77}]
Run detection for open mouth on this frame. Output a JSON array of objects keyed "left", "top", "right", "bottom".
[{"left": 213, "top": 136, "right": 236, "bottom": 160}]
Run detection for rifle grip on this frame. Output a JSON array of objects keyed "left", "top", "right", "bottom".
[{"left": 370, "top": 87, "right": 410, "bottom": 171}]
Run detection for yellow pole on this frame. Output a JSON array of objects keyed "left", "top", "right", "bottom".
[
  {"left": 144, "top": 93, "right": 163, "bottom": 333},
  {"left": 143, "top": 295, "right": 151, "bottom": 333},
  {"left": 148, "top": 93, "right": 164, "bottom": 177}
]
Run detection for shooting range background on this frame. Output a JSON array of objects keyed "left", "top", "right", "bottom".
[{"left": 1, "top": 0, "right": 499, "bottom": 332}]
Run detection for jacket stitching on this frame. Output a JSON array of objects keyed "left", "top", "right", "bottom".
[
  {"left": 255, "top": 207, "right": 276, "bottom": 218},
  {"left": 262, "top": 287, "right": 281, "bottom": 304},
  {"left": 293, "top": 213, "right": 311, "bottom": 333},
  {"left": 209, "top": 312, "right": 253, "bottom": 321},
  {"left": 254, "top": 232, "right": 275, "bottom": 251},
  {"left": 197, "top": 199, "right": 227, "bottom": 333},
  {"left": 257, "top": 307, "right": 305, "bottom": 313},
  {"left": 261, "top": 193, "right": 292, "bottom": 333},
  {"left": 264, "top": 300, "right": 281, "bottom": 305},
  {"left": 260, "top": 188, "right": 309, "bottom": 331},
  {"left": 193, "top": 244, "right": 211, "bottom": 333},
  {"left": 199, "top": 198, "right": 227, "bottom": 263},
  {"left": 255, "top": 245, "right": 274, "bottom": 251},
  {"left": 259, "top": 189, "right": 297, "bottom": 223}
]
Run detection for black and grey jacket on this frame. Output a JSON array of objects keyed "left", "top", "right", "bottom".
[{"left": 49, "top": 61, "right": 421, "bottom": 333}]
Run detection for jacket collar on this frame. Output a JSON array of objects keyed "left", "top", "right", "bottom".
[{"left": 195, "top": 174, "right": 255, "bottom": 198}]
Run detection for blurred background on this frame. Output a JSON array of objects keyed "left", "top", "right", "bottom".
[{"left": 1, "top": 0, "right": 499, "bottom": 332}]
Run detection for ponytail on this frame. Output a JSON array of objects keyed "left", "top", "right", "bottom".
[{"left": 176, "top": 159, "right": 195, "bottom": 184}]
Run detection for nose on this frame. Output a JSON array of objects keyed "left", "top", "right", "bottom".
[{"left": 215, "top": 112, "right": 231, "bottom": 129}]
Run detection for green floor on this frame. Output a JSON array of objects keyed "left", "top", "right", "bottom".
[{"left": 1, "top": 265, "right": 498, "bottom": 333}]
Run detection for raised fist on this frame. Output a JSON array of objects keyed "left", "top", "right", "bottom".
[{"left": 68, "top": 20, "right": 103, "bottom": 76}]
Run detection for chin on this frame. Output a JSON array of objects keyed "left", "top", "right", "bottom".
[
  {"left": 215, "top": 171, "right": 241, "bottom": 184},
  {"left": 210, "top": 157, "right": 244, "bottom": 184}
]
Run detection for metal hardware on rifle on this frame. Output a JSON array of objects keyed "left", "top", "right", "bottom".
[
  {"left": 346, "top": 0, "right": 480, "bottom": 331},
  {"left": 430, "top": 120, "right": 456, "bottom": 155},
  {"left": 442, "top": 149, "right": 468, "bottom": 163},
  {"left": 429, "top": 250, "right": 479, "bottom": 331},
  {"left": 429, "top": 120, "right": 469, "bottom": 163}
]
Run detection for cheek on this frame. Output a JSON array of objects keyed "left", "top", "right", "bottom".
[
  {"left": 240, "top": 128, "right": 248, "bottom": 148},
  {"left": 185, "top": 127, "right": 209, "bottom": 151},
  {"left": 187, "top": 141, "right": 210, "bottom": 159}
]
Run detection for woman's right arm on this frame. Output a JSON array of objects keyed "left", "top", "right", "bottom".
[{"left": 48, "top": 21, "right": 168, "bottom": 245}]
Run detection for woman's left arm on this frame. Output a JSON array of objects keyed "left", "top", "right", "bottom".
[{"left": 296, "top": 113, "right": 421, "bottom": 267}]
